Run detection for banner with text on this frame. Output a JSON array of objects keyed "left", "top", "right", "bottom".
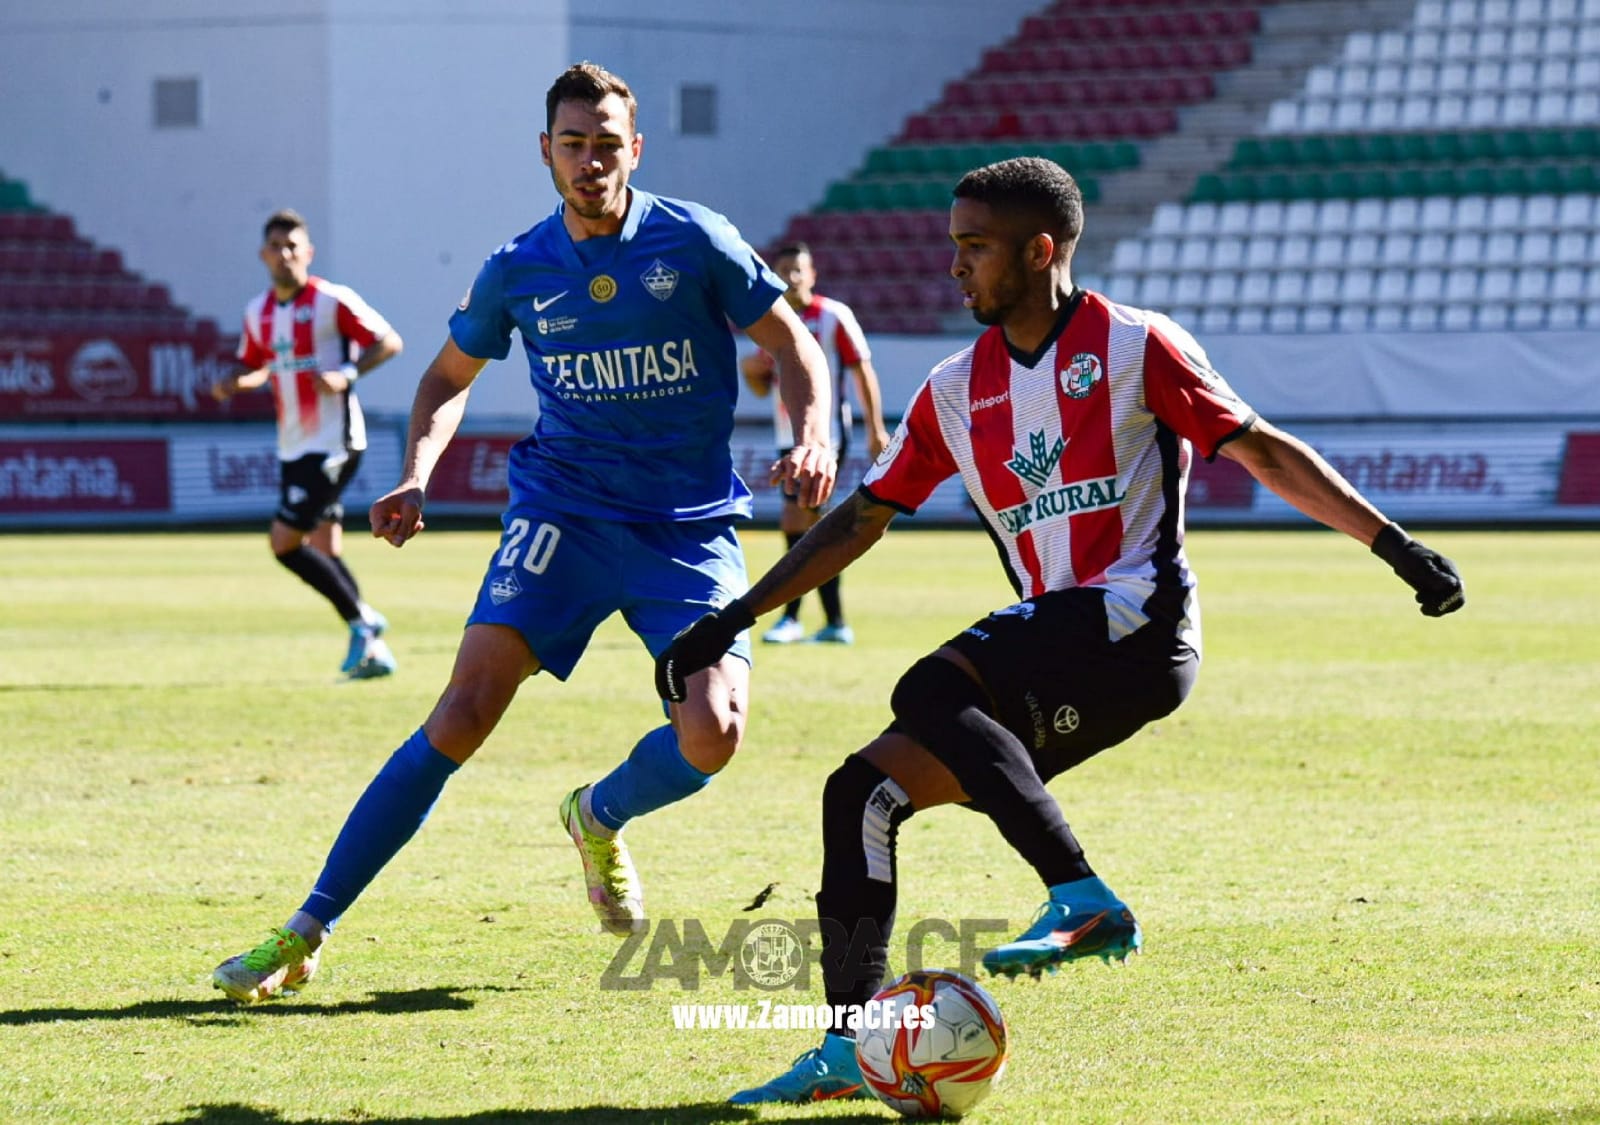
[{"left": 0, "top": 330, "right": 272, "bottom": 422}]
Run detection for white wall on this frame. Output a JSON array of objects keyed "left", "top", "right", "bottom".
[
  {"left": 568, "top": 0, "right": 1040, "bottom": 245},
  {"left": 1, "top": 0, "right": 1042, "bottom": 425}
]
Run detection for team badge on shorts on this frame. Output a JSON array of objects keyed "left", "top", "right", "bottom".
[
  {"left": 489, "top": 569, "right": 523, "bottom": 604},
  {"left": 589, "top": 275, "right": 617, "bottom": 303},
  {"left": 1062, "top": 353, "right": 1104, "bottom": 399},
  {"left": 640, "top": 259, "right": 679, "bottom": 301}
]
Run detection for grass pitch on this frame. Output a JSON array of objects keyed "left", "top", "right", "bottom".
[{"left": 0, "top": 527, "right": 1596, "bottom": 1125}]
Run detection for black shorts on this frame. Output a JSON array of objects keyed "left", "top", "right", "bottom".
[
  {"left": 937, "top": 586, "right": 1199, "bottom": 783},
  {"left": 276, "top": 450, "right": 362, "bottom": 531}
]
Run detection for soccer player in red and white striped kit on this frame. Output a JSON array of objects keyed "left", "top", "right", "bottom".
[
  {"left": 213, "top": 209, "right": 404, "bottom": 679},
  {"left": 657, "top": 157, "right": 1465, "bottom": 1104}
]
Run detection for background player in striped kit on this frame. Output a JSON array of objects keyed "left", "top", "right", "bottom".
[
  {"left": 211, "top": 64, "right": 838, "bottom": 1004},
  {"left": 656, "top": 157, "right": 1465, "bottom": 1104},
  {"left": 741, "top": 242, "right": 891, "bottom": 646},
  {"left": 212, "top": 209, "right": 403, "bottom": 680}
]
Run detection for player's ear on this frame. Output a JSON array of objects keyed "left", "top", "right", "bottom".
[
  {"left": 630, "top": 131, "right": 643, "bottom": 168},
  {"left": 1027, "top": 233, "right": 1056, "bottom": 272},
  {"left": 539, "top": 132, "right": 552, "bottom": 168}
]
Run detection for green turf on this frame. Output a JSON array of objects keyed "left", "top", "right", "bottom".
[{"left": 0, "top": 528, "right": 1596, "bottom": 1124}]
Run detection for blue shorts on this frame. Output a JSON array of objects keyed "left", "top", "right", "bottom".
[{"left": 467, "top": 500, "right": 752, "bottom": 681}]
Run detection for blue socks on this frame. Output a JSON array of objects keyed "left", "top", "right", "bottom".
[
  {"left": 588, "top": 724, "right": 711, "bottom": 832},
  {"left": 300, "top": 728, "right": 459, "bottom": 928}
]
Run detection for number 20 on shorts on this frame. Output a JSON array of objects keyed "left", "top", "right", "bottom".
[{"left": 496, "top": 518, "right": 561, "bottom": 574}]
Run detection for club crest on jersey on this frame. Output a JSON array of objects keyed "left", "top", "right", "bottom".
[
  {"left": 1006, "top": 430, "right": 1066, "bottom": 488},
  {"left": 640, "top": 259, "right": 680, "bottom": 301},
  {"left": 489, "top": 569, "right": 523, "bottom": 604},
  {"left": 1061, "top": 352, "right": 1103, "bottom": 399},
  {"left": 589, "top": 275, "right": 618, "bottom": 303}
]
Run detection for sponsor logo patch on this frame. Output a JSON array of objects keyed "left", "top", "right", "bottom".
[
  {"left": 1061, "top": 352, "right": 1103, "bottom": 399},
  {"left": 490, "top": 569, "right": 523, "bottom": 604},
  {"left": 640, "top": 259, "right": 680, "bottom": 301},
  {"left": 589, "top": 275, "right": 618, "bottom": 303}
]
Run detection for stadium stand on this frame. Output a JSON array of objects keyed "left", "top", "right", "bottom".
[
  {"left": 769, "top": 0, "right": 1600, "bottom": 334},
  {"left": 0, "top": 173, "right": 218, "bottom": 339}
]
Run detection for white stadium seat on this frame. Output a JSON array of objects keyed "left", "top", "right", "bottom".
[
  {"left": 1448, "top": 231, "right": 1486, "bottom": 266},
  {"left": 1213, "top": 237, "right": 1246, "bottom": 271}
]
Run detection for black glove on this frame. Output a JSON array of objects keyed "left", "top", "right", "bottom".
[
  {"left": 1371, "top": 523, "right": 1465, "bottom": 617},
  {"left": 655, "top": 600, "right": 757, "bottom": 702}
]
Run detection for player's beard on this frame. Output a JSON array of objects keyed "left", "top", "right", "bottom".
[
  {"left": 555, "top": 165, "right": 622, "bottom": 221},
  {"left": 970, "top": 255, "right": 1030, "bottom": 326}
]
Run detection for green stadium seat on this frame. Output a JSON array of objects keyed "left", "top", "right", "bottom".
[
  {"left": 1191, "top": 173, "right": 1227, "bottom": 202},
  {"left": 1230, "top": 137, "right": 1266, "bottom": 169},
  {"left": 1298, "top": 136, "right": 1334, "bottom": 167},
  {"left": 1460, "top": 166, "right": 1497, "bottom": 195},
  {"left": 1392, "top": 168, "right": 1428, "bottom": 197},
  {"left": 1496, "top": 132, "right": 1535, "bottom": 161},
  {"left": 864, "top": 149, "right": 900, "bottom": 176},
  {"left": 1530, "top": 131, "right": 1567, "bottom": 160},
  {"left": 1288, "top": 171, "right": 1327, "bottom": 199},
  {"left": 1328, "top": 135, "right": 1365, "bottom": 166},
  {"left": 822, "top": 182, "right": 864, "bottom": 211},
  {"left": 1493, "top": 165, "right": 1532, "bottom": 193},
  {"left": 1325, "top": 170, "right": 1360, "bottom": 198},
  {"left": 1395, "top": 134, "right": 1431, "bottom": 164},
  {"left": 1079, "top": 177, "right": 1100, "bottom": 204},
  {"left": 1530, "top": 165, "right": 1565, "bottom": 195},
  {"left": 1110, "top": 142, "right": 1139, "bottom": 169},
  {"left": 1354, "top": 170, "right": 1391, "bottom": 197},
  {"left": 1261, "top": 137, "right": 1299, "bottom": 168},
  {"left": 1458, "top": 131, "right": 1499, "bottom": 162},
  {"left": 1563, "top": 164, "right": 1600, "bottom": 193},
  {"left": 1422, "top": 168, "right": 1460, "bottom": 195},
  {"left": 1424, "top": 133, "right": 1464, "bottom": 162},
  {"left": 1562, "top": 130, "right": 1599, "bottom": 159},
  {"left": 1260, "top": 172, "right": 1296, "bottom": 199},
  {"left": 0, "top": 181, "right": 32, "bottom": 211},
  {"left": 1362, "top": 134, "right": 1400, "bottom": 164}
]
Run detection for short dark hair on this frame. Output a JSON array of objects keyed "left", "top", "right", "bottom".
[
  {"left": 773, "top": 241, "right": 811, "bottom": 260},
  {"left": 262, "top": 208, "right": 308, "bottom": 241},
  {"left": 545, "top": 62, "right": 637, "bottom": 134},
  {"left": 953, "top": 157, "right": 1084, "bottom": 249}
]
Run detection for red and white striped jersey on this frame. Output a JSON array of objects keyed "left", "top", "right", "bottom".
[
  {"left": 770, "top": 293, "right": 871, "bottom": 449},
  {"left": 861, "top": 290, "right": 1255, "bottom": 650},
  {"left": 237, "top": 276, "right": 392, "bottom": 460}
]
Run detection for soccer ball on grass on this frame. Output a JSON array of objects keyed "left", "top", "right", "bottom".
[{"left": 854, "top": 969, "right": 1007, "bottom": 1118}]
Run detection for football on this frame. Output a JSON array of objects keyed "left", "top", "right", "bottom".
[{"left": 854, "top": 970, "right": 1008, "bottom": 1118}]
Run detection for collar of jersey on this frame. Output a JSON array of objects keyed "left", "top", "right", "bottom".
[
  {"left": 552, "top": 187, "right": 652, "bottom": 273},
  {"left": 1003, "top": 287, "right": 1084, "bottom": 369}
]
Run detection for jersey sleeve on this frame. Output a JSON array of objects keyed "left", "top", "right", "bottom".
[
  {"left": 333, "top": 286, "right": 393, "bottom": 349},
  {"left": 699, "top": 211, "right": 786, "bottom": 330},
  {"left": 235, "top": 299, "right": 271, "bottom": 368},
  {"left": 830, "top": 301, "right": 870, "bottom": 366},
  {"left": 448, "top": 250, "right": 517, "bottom": 361},
  {"left": 1142, "top": 313, "right": 1257, "bottom": 460},
  {"left": 859, "top": 379, "right": 957, "bottom": 513}
]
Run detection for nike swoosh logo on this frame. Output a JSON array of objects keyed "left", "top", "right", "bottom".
[{"left": 532, "top": 292, "right": 568, "bottom": 312}]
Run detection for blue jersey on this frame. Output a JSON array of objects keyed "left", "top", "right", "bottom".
[{"left": 450, "top": 189, "right": 784, "bottom": 521}]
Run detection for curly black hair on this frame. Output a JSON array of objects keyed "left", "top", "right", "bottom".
[{"left": 953, "top": 157, "right": 1084, "bottom": 247}]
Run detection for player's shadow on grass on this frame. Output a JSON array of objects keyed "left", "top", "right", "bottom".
[
  {"left": 0, "top": 985, "right": 522, "bottom": 1026},
  {"left": 164, "top": 1104, "right": 890, "bottom": 1124}
]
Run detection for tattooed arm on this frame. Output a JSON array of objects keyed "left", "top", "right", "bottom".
[
  {"left": 741, "top": 489, "right": 897, "bottom": 617},
  {"left": 654, "top": 490, "right": 898, "bottom": 701}
]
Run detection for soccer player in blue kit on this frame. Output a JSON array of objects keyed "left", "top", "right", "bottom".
[{"left": 212, "top": 61, "right": 838, "bottom": 1003}]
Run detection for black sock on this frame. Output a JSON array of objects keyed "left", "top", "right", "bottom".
[
  {"left": 891, "top": 656, "right": 1093, "bottom": 887},
  {"left": 328, "top": 554, "right": 363, "bottom": 607},
  {"left": 818, "top": 575, "right": 843, "bottom": 627},
  {"left": 817, "top": 756, "right": 916, "bottom": 1009},
  {"left": 276, "top": 544, "right": 363, "bottom": 622},
  {"left": 783, "top": 531, "right": 804, "bottom": 619}
]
